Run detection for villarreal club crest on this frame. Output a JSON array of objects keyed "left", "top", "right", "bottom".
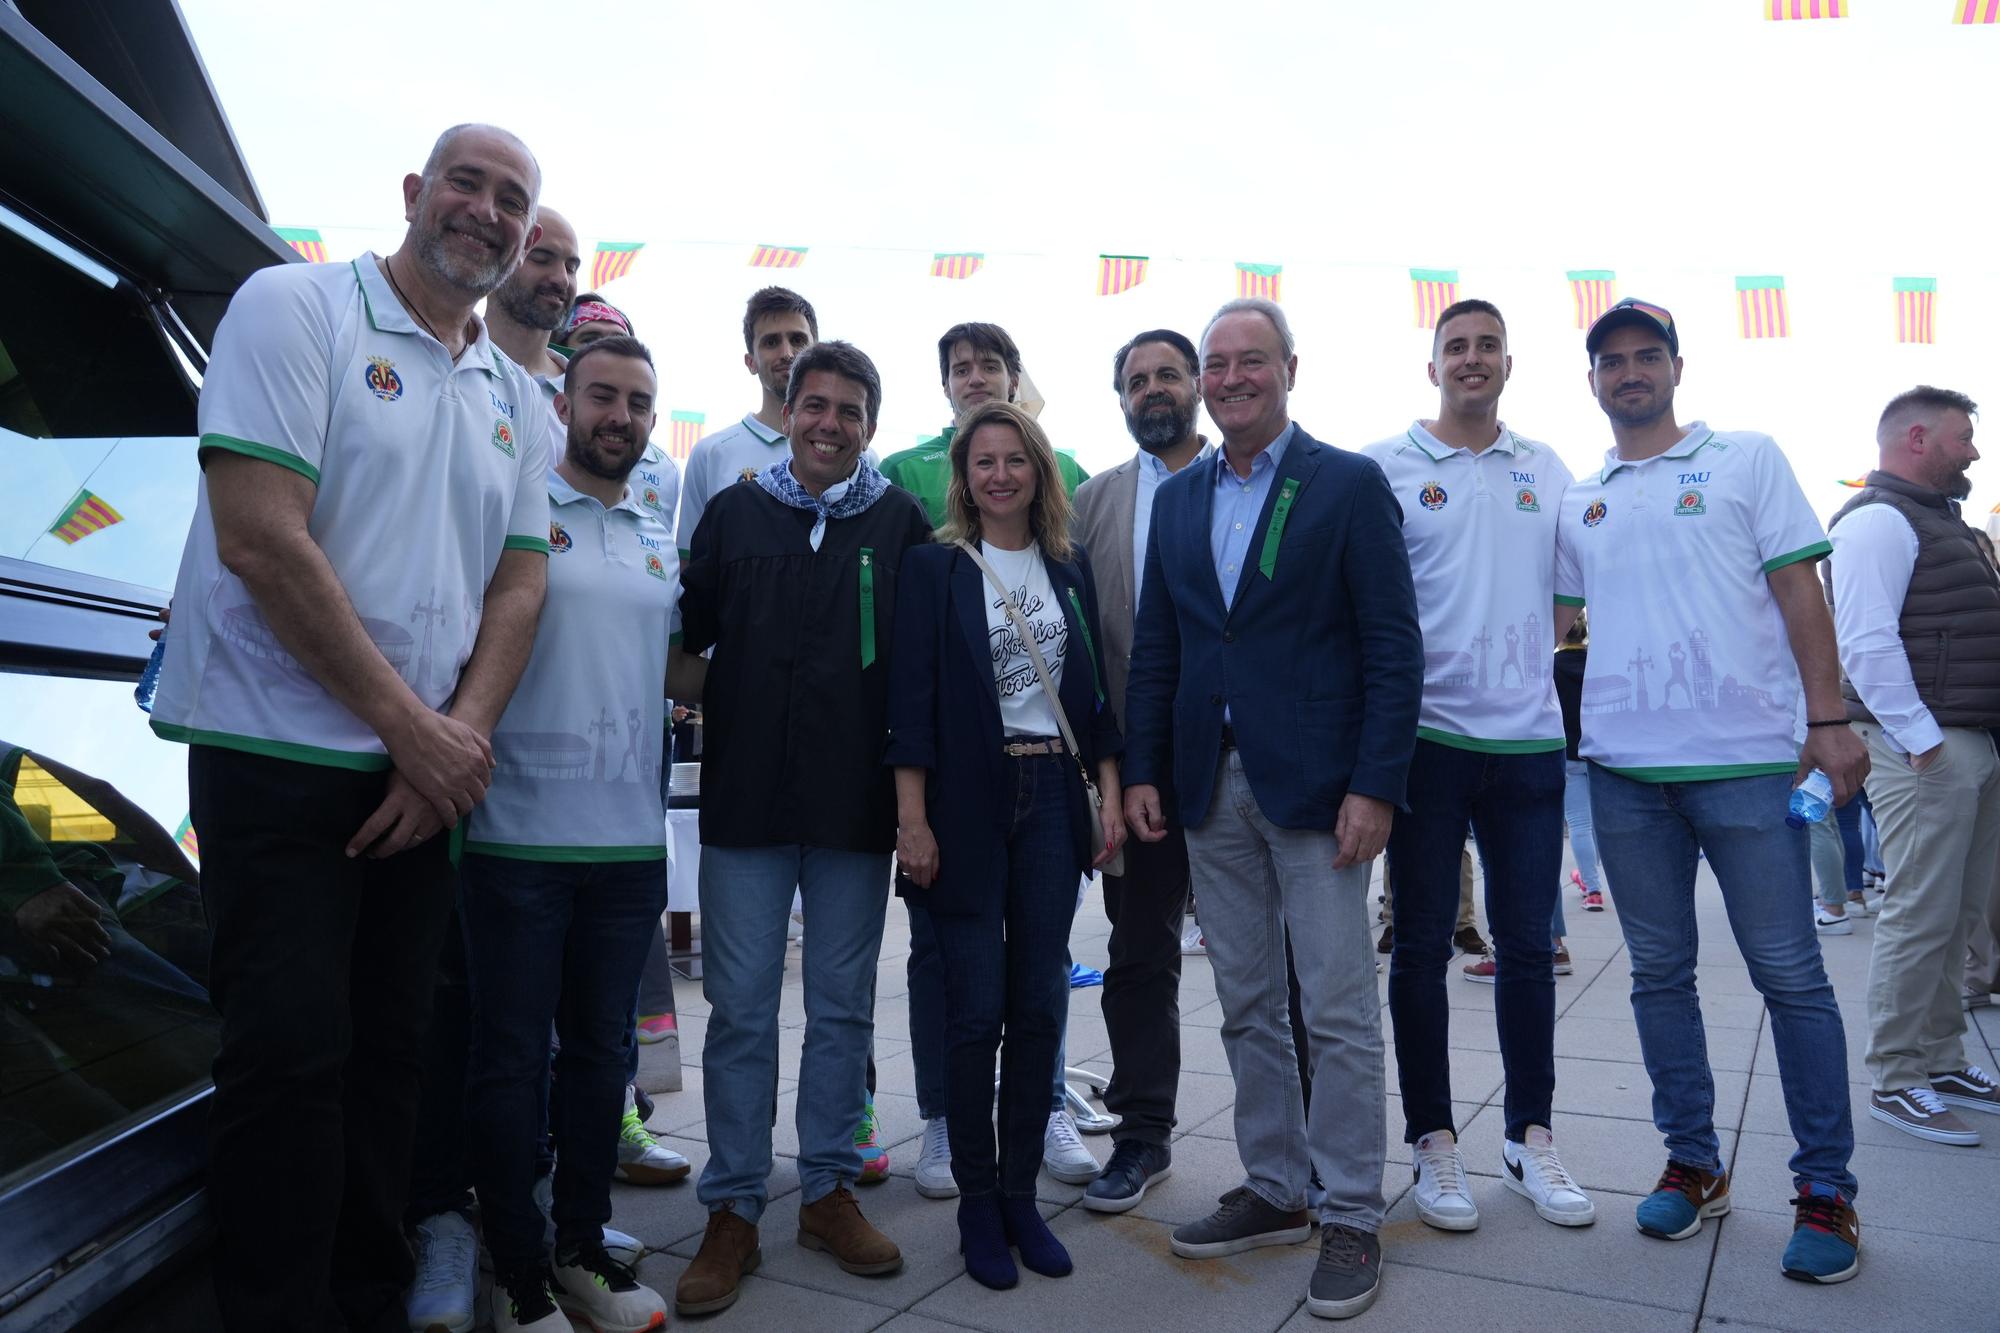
[
  {"left": 1418, "top": 481, "right": 1448, "bottom": 512},
  {"left": 364, "top": 356, "right": 403, "bottom": 401}
]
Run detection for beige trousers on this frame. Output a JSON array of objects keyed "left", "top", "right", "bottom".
[
  {"left": 1382, "top": 844, "right": 1476, "bottom": 931},
  {"left": 1859, "top": 722, "right": 2000, "bottom": 1091}
]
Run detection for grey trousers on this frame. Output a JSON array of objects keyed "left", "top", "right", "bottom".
[
  {"left": 1859, "top": 723, "right": 2000, "bottom": 1090},
  {"left": 1184, "top": 750, "right": 1387, "bottom": 1233}
]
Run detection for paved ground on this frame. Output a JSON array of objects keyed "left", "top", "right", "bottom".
[{"left": 613, "top": 853, "right": 2000, "bottom": 1333}]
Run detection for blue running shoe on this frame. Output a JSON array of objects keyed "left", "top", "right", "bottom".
[
  {"left": 1068, "top": 963, "right": 1104, "bottom": 989},
  {"left": 1781, "top": 1183, "right": 1859, "bottom": 1284},
  {"left": 1635, "top": 1161, "right": 1729, "bottom": 1240}
]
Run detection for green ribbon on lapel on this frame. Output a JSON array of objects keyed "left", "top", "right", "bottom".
[
  {"left": 1065, "top": 585, "right": 1104, "bottom": 704},
  {"left": 1258, "top": 478, "right": 1300, "bottom": 580},
  {"left": 858, "top": 548, "right": 876, "bottom": 669}
]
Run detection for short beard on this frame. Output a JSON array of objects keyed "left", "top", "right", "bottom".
[
  {"left": 1602, "top": 389, "right": 1673, "bottom": 430},
  {"left": 413, "top": 185, "right": 515, "bottom": 297},
  {"left": 493, "top": 280, "right": 567, "bottom": 332},
  {"left": 1125, "top": 398, "right": 1196, "bottom": 453},
  {"left": 567, "top": 428, "right": 642, "bottom": 482}
]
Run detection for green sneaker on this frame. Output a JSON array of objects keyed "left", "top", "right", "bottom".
[{"left": 853, "top": 1098, "right": 890, "bottom": 1184}]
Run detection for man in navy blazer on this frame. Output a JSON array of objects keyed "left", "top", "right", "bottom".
[{"left": 1123, "top": 298, "right": 1421, "bottom": 1321}]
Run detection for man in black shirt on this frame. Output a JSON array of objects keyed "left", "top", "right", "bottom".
[{"left": 672, "top": 342, "right": 931, "bottom": 1315}]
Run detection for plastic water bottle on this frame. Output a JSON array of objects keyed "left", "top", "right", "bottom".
[
  {"left": 133, "top": 629, "right": 166, "bottom": 714},
  {"left": 1786, "top": 768, "right": 1833, "bottom": 828}
]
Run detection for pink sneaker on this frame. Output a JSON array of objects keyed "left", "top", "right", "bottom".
[
  {"left": 1569, "top": 870, "right": 1587, "bottom": 896},
  {"left": 636, "top": 1013, "right": 678, "bottom": 1045},
  {"left": 1582, "top": 890, "right": 1604, "bottom": 912}
]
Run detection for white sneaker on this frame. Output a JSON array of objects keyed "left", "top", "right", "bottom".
[
  {"left": 1502, "top": 1125, "right": 1596, "bottom": 1226},
  {"left": 1814, "top": 906, "right": 1854, "bottom": 936},
  {"left": 533, "top": 1174, "right": 643, "bottom": 1265},
  {"left": 914, "top": 1116, "right": 958, "bottom": 1198},
  {"left": 1043, "top": 1109, "right": 1101, "bottom": 1184},
  {"left": 406, "top": 1211, "right": 477, "bottom": 1333},
  {"left": 616, "top": 1086, "right": 692, "bottom": 1185},
  {"left": 1411, "top": 1130, "right": 1478, "bottom": 1230},
  {"left": 493, "top": 1266, "right": 575, "bottom": 1333},
  {"left": 551, "top": 1243, "right": 667, "bottom": 1333},
  {"left": 1180, "top": 919, "right": 1206, "bottom": 955}
]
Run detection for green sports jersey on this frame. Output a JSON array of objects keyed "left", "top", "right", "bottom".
[{"left": 880, "top": 427, "right": 1089, "bottom": 529}]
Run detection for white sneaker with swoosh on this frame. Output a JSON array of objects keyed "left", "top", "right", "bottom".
[{"left": 1502, "top": 1125, "right": 1595, "bottom": 1226}]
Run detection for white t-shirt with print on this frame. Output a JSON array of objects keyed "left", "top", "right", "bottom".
[
  {"left": 152, "top": 256, "right": 550, "bottom": 767},
  {"left": 1554, "top": 423, "right": 1829, "bottom": 781},
  {"left": 1364, "top": 421, "right": 1572, "bottom": 752},
  {"left": 979, "top": 541, "right": 1067, "bottom": 738}
]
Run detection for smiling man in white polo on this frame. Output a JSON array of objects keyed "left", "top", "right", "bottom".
[{"left": 151, "top": 124, "right": 552, "bottom": 1329}]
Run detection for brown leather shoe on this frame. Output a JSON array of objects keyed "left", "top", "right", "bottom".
[
  {"left": 797, "top": 1186, "right": 903, "bottom": 1275},
  {"left": 675, "top": 1204, "right": 760, "bottom": 1315}
]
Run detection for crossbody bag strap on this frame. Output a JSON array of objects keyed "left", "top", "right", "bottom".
[{"left": 955, "top": 539, "right": 1088, "bottom": 770}]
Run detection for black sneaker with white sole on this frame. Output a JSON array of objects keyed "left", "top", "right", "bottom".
[
  {"left": 1170, "top": 1186, "right": 1312, "bottom": 1259},
  {"left": 1083, "top": 1140, "right": 1171, "bottom": 1214},
  {"left": 1306, "top": 1224, "right": 1381, "bottom": 1320}
]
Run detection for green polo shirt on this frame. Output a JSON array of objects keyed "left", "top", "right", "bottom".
[{"left": 879, "top": 427, "right": 1090, "bottom": 529}]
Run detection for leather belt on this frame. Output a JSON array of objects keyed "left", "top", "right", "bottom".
[{"left": 1002, "top": 737, "right": 1067, "bottom": 757}]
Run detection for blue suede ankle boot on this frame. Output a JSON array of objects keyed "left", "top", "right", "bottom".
[
  {"left": 957, "top": 1194, "right": 1018, "bottom": 1290},
  {"left": 999, "top": 1196, "right": 1072, "bottom": 1278}
]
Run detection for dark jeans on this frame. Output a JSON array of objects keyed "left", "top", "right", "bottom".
[
  {"left": 461, "top": 854, "right": 667, "bottom": 1267},
  {"left": 1835, "top": 790, "right": 1866, "bottom": 893},
  {"left": 190, "top": 746, "right": 456, "bottom": 1333},
  {"left": 1100, "top": 821, "right": 1192, "bottom": 1145},
  {"left": 407, "top": 914, "right": 474, "bottom": 1221},
  {"left": 920, "top": 751, "right": 1078, "bottom": 1197},
  {"left": 1387, "top": 740, "right": 1562, "bottom": 1143}
]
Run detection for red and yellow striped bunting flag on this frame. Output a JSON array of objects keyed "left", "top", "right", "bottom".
[
  {"left": 931, "top": 252, "right": 983, "bottom": 279},
  {"left": 47, "top": 488, "right": 123, "bottom": 545},
  {"left": 1895, "top": 277, "right": 1937, "bottom": 343},
  {"left": 273, "top": 227, "right": 327, "bottom": 262},
  {"left": 1410, "top": 269, "right": 1459, "bottom": 329},
  {"left": 1097, "top": 255, "right": 1148, "bottom": 296},
  {"left": 1766, "top": 0, "right": 1846, "bottom": 17},
  {"left": 1736, "top": 276, "right": 1790, "bottom": 338},
  {"left": 669, "top": 410, "right": 704, "bottom": 461},
  {"left": 1956, "top": 1, "right": 1999, "bottom": 21},
  {"left": 590, "top": 242, "right": 643, "bottom": 288},
  {"left": 1236, "top": 263, "right": 1282, "bottom": 302},
  {"left": 1567, "top": 271, "right": 1617, "bottom": 329},
  {"left": 175, "top": 815, "right": 200, "bottom": 861},
  {"left": 750, "top": 244, "right": 807, "bottom": 269}
]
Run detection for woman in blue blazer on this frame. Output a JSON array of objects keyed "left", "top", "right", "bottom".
[{"left": 885, "top": 401, "right": 1125, "bottom": 1290}]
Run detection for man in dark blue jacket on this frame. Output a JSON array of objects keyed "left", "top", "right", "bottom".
[{"left": 1123, "top": 298, "right": 1422, "bottom": 1321}]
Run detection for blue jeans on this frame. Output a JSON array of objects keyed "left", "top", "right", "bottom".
[
  {"left": 1563, "top": 757, "right": 1601, "bottom": 899},
  {"left": 459, "top": 855, "right": 666, "bottom": 1267},
  {"left": 1388, "top": 741, "right": 1562, "bottom": 1142},
  {"left": 1587, "top": 766, "right": 1857, "bottom": 1198},
  {"left": 914, "top": 752, "right": 1078, "bottom": 1197},
  {"left": 697, "top": 843, "right": 890, "bottom": 1221},
  {"left": 908, "top": 906, "right": 1069, "bottom": 1122}
]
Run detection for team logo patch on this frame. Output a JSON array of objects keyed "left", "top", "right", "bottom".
[
  {"left": 1582, "top": 498, "right": 1609, "bottom": 528},
  {"left": 491, "top": 420, "right": 516, "bottom": 457},
  {"left": 364, "top": 356, "right": 403, "bottom": 401},
  {"left": 641, "top": 484, "right": 663, "bottom": 513},
  {"left": 644, "top": 552, "right": 669, "bottom": 581},
  {"left": 739, "top": 467, "right": 758, "bottom": 483},
  {"left": 1675, "top": 489, "right": 1706, "bottom": 515},
  {"left": 1515, "top": 488, "right": 1540, "bottom": 512},
  {"left": 549, "top": 521, "right": 573, "bottom": 554},
  {"left": 1418, "top": 481, "right": 1449, "bottom": 512}
]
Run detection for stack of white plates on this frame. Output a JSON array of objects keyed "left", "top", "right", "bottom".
[{"left": 669, "top": 762, "right": 701, "bottom": 798}]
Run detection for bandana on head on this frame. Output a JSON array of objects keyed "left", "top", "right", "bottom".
[
  {"left": 756, "top": 456, "right": 888, "bottom": 551},
  {"left": 564, "top": 300, "right": 630, "bottom": 337}
]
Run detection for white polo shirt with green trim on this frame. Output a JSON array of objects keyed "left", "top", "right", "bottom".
[
  {"left": 533, "top": 358, "right": 682, "bottom": 533},
  {"left": 152, "top": 255, "right": 551, "bottom": 769},
  {"left": 1553, "top": 423, "right": 1829, "bottom": 781},
  {"left": 1364, "top": 421, "right": 1572, "bottom": 753},
  {"left": 465, "top": 470, "right": 679, "bottom": 861}
]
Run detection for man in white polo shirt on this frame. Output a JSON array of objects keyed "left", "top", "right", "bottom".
[
  {"left": 459, "top": 334, "right": 704, "bottom": 1333},
  {"left": 1554, "top": 297, "right": 1867, "bottom": 1285},
  {"left": 676, "top": 286, "right": 820, "bottom": 557},
  {"left": 1364, "top": 298, "right": 1594, "bottom": 1236},
  {"left": 151, "top": 124, "right": 551, "bottom": 1329}
]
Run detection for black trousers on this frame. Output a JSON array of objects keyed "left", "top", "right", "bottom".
[
  {"left": 191, "top": 747, "right": 457, "bottom": 1333},
  {"left": 1099, "top": 821, "right": 1192, "bottom": 1145}
]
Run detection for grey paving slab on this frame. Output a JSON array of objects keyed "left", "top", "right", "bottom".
[
  {"left": 1562, "top": 975, "right": 1769, "bottom": 1030},
  {"left": 1549, "top": 1054, "right": 1748, "bottom": 1127},
  {"left": 1381, "top": 1039, "right": 1507, "bottom": 1106},
  {"left": 1374, "top": 1174, "right": 1716, "bottom": 1312},
  {"left": 1699, "top": 1207, "right": 2000, "bottom": 1331},
  {"left": 872, "top": 1316, "right": 987, "bottom": 1333},
  {"left": 607, "top": 1134, "right": 786, "bottom": 1252},
  {"left": 1740, "top": 1072, "right": 2000, "bottom": 1153},
  {"left": 1275, "top": 1266, "right": 1698, "bottom": 1333},
  {"left": 1725, "top": 1129, "right": 2000, "bottom": 1239},
  {"left": 634, "top": 1245, "right": 900, "bottom": 1330},
  {"left": 1555, "top": 1012, "right": 1760, "bottom": 1072},
  {"left": 1180, "top": 995, "right": 1224, "bottom": 1028},
  {"left": 911, "top": 1209, "right": 1313, "bottom": 1333}
]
